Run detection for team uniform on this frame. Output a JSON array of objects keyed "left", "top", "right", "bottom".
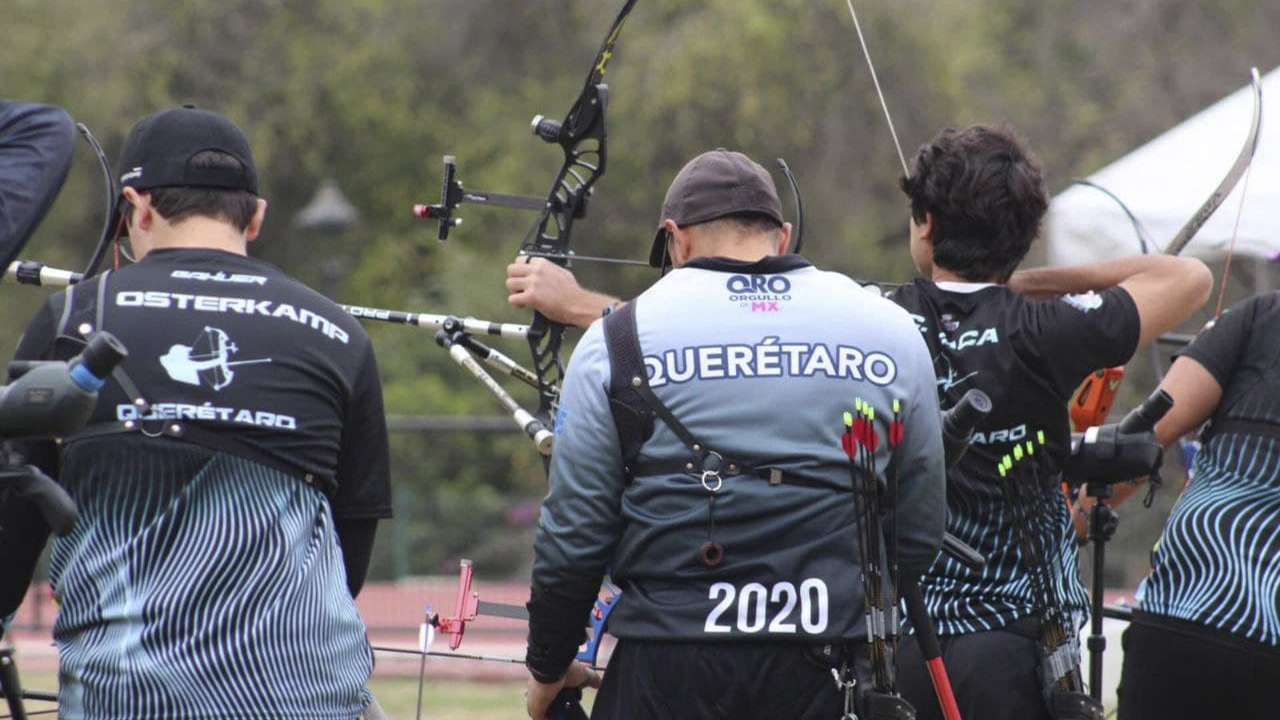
[
  {"left": 890, "top": 279, "right": 1139, "bottom": 720},
  {"left": 527, "top": 255, "right": 946, "bottom": 719},
  {"left": 1, "top": 248, "right": 391, "bottom": 720},
  {"left": 1118, "top": 293, "right": 1280, "bottom": 719}
]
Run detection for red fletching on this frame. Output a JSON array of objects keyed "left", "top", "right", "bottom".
[{"left": 889, "top": 420, "right": 904, "bottom": 448}]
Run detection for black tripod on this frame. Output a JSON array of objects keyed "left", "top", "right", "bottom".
[
  {"left": 1065, "top": 389, "right": 1173, "bottom": 702},
  {"left": 0, "top": 332, "right": 128, "bottom": 719},
  {"left": 1083, "top": 481, "right": 1118, "bottom": 703}
]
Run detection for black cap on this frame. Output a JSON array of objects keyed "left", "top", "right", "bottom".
[
  {"left": 648, "top": 149, "right": 784, "bottom": 268},
  {"left": 117, "top": 106, "right": 258, "bottom": 194}
]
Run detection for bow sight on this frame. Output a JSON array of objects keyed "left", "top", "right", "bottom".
[{"left": 411, "top": 0, "right": 630, "bottom": 249}]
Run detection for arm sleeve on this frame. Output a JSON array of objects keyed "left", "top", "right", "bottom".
[
  {"left": 333, "top": 516, "right": 377, "bottom": 598},
  {"left": 886, "top": 322, "right": 947, "bottom": 582},
  {"left": 526, "top": 322, "right": 623, "bottom": 679},
  {"left": 0, "top": 101, "right": 77, "bottom": 268},
  {"left": 331, "top": 341, "right": 392, "bottom": 519},
  {"left": 1029, "top": 286, "right": 1141, "bottom": 397},
  {"left": 1173, "top": 295, "right": 1261, "bottom": 389}
]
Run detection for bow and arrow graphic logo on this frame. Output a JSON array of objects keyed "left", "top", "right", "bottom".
[{"left": 159, "top": 326, "right": 272, "bottom": 391}]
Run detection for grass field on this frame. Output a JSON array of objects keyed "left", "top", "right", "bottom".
[
  {"left": 8, "top": 667, "right": 566, "bottom": 720},
  {"left": 367, "top": 676, "right": 532, "bottom": 720}
]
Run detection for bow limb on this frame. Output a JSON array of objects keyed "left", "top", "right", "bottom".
[
  {"left": 1163, "top": 67, "right": 1263, "bottom": 257},
  {"left": 521, "top": 0, "right": 639, "bottom": 429}
]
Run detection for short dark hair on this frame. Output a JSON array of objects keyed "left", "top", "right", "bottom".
[
  {"left": 124, "top": 151, "right": 258, "bottom": 231},
  {"left": 692, "top": 211, "right": 782, "bottom": 238},
  {"left": 899, "top": 125, "right": 1048, "bottom": 283}
]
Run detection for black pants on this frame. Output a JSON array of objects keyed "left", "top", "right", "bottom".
[
  {"left": 590, "top": 640, "right": 854, "bottom": 720},
  {"left": 1117, "top": 616, "right": 1280, "bottom": 720},
  {"left": 897, "top": 622, "right": 1052, "bottom": 720}
]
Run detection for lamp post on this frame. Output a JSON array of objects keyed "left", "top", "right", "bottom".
[{"left": 292, "top": 179, "right": 361, "bottom": 297}]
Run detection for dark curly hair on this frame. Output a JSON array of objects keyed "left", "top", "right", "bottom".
[{"left": 898, "top": 125, "right": 1048, "bottom": 283}]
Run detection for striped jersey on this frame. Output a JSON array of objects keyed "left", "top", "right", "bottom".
[
  {"left": 1136, "top": 293, "right": 1280, "bottom": 646},
  {"left": 890, "top": 280, "right": 1140, "bottom": 636},
  {"left": 10, "top": 248, "right": 392, "bottom": 719},
  {"left": 51, "top": 441, "right": 375, "bottom": 720}
]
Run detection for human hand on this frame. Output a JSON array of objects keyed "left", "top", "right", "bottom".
[
  {"left": 506, "top": 257, "right": 621, "bottom": 329},
  {"left": 507, "top": 258, "right": 586, "bottom": 323},
  {"left": 525, "top": 662, "right": 602, "bottom": 720}
]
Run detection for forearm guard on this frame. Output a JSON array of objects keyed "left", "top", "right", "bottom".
[{"left": 524, "top": 575, "right": 600, "bottom": 682}]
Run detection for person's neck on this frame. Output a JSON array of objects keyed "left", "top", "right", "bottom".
[
  {"left": 144, "top": 217, "right": 249, "bottom": 257},
  {"left": 931, "top": 265, "right": 999, "bottom": 285},
  {"left": 691, "top": 237, "right": 775, "bottom": 263}
]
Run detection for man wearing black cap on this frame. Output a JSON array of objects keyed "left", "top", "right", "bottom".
[
  {"left": 522, "top": 149, "right": 946, "bottom": 720},
  {"left": 0, "top": 107, "right": 391, "bottom": 720}
]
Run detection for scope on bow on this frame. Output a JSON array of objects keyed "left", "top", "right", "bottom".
[{"left": 411, "top": 155, "right": 558, "bottom": 244}]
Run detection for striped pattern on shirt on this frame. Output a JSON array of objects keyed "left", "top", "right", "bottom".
[
  {"left": 51, "top": 439, "right": 373, "bottom": 720},
  {"left": 1136, "top": 431, "right": 1280, "bottom": 647},
  {"left": 921, "top": 487, "right": 1089, "bottom": 637}
]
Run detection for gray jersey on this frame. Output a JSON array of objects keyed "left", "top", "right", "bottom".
[{"left": 532, "top": 255, "right": 945, "bottom": 641}]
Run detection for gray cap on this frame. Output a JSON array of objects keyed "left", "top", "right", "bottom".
[{"left": 648, "top": 149, "right": 784, "bottom": 267}]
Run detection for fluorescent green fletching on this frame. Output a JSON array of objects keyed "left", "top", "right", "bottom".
[
  {"left": 1037, "top": 430, "right": 1046, "bottom": 444},
  {"left": 893, "top": 398, "right": 901, "bottom": 414},
  {"left": 844, "top": 412, "right": 853, "bottom": 427},
  {"left": 1013, "top": 445, "right": 1024, "bottom": 461}
]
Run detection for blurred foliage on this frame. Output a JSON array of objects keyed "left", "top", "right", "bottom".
[{"left": 3, "top": 0, "right": 1279, "bottom": 580}]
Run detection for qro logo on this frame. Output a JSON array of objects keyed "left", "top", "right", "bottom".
[
  {"left": 727, "top": 274, "right": 791, "bottom": 295},
  {"left": 727, "top": 274, "right": 792, "bottom": 312}
]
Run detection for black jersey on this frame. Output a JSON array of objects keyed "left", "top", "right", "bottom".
[
  {"left": 9, "top": 248, "right": 390, "bottom": 719},
  {"left": 891, "top": 279, "right": 1140, "bottom": 635},
  {"left": 1136, "top": 293, "right": 1280, "bottom": 646},
  {"left": 19, "top": 248, "right": 390, "bottom": 514}
]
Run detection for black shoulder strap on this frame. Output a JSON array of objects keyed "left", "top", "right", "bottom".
[
  {"left": 603, "top": 300, "right": 764, "bottom": 481},
  {"left": 602, "top": 301, "right": 829, "bottom": 489},
  {"left": 94, "top": 269, "right": 110, "bottom": 333},
  {"left": 51, "top": 269, "right": 110, "bottom": 339},
  {"left": 604, "top": 301, "right": 655, "bottom": 473},
  {"left": 51, "top": 270, "right": 148, "bottom": 409},
  {"left": 54, "top": 281, "right": 76, "bottom": 337}
]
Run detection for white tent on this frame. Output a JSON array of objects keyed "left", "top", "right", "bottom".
[{"left": 1045, "top": 66, "right": 1278, "bottom": 266}]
